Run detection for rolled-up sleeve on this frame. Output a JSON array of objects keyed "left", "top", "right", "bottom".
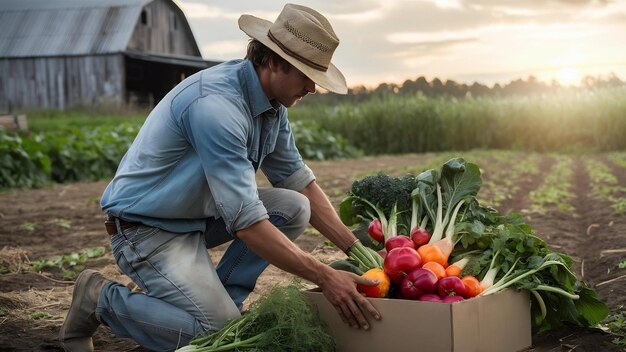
[
  {"left": 178, "top": 95, "right": 268, "bottom": 234},
  {"left": 274, "top": 164, "right": 315, "bottom": 191}
]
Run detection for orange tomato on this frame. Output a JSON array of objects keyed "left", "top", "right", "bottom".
[
  {"left": 461, "top": 275, "right": 482, "bottom": 298},
  {"left": 357, "top": 268, "right": 391, "bottom": 298},
  {"left": 422, "top": 261, "right": 446, "bottom": 280}
]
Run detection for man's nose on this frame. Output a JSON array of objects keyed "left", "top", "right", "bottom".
[{"left": 305, "top": 78, "right": 316, "bottom": 94}]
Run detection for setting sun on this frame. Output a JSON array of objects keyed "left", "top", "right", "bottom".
[{"left": 557, "top": 67, "right": 580, "bottom": 86}]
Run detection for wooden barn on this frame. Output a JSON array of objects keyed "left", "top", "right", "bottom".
[{"left": 0, "top": 0, "right": 220, "bottom": 110}]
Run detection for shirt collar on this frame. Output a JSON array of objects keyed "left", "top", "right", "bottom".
[{"left": 243, "top": 60, "right": 278, "bottom": 118}]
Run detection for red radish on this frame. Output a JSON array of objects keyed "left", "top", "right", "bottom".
[
  {"left": 384, "top": 247, "right": 422, "bottom": 285},
  {"left": 385, "top": 235, "right": 414, "bottom": 252},
  {"left": 409, "top": 192, "right": 430, "bottom": 247},
  {"left": 437, "top": 276, "right": 468, "bottom": 298},
  {"left": 419, "top": 293, "right": 443, "bottom": 302},
  {"left": 411, "top": 227, "right": 430, "bottom": 247},
  {"left": 400, "top": 268, "right": 438, "bottom": 300},
  {"left": 368, "top": 219, "right": 384, "bottom": 242}
]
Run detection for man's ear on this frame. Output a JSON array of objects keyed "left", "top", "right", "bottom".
[{"left": 268, "top": 57, "right": 279, "bottom": 73}]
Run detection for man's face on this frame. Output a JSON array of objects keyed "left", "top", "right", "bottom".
[{"left": 270, "top": 63, "right": 316, "bottom": 107}]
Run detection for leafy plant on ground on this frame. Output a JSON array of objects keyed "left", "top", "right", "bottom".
[
  {"left": 29, "top": 247, "right": 105, "bottom": 280},
  {"left": 290, "top": 120, "right": 361, "bottom": 160},
  {"left": 56, "top": 218, "right": 72, "bottom": 229},
  {"left": 0, "top": 129, "right": 50, "bottom": 189},
  {"left": 28, "top": 311, "right": 52, "bottom": 320},
  {"left": 600, "top": 308, "right": 626, "bottom": 347},
  {"left": 19, "top": 221, "right": 38, "bottom": 231}
]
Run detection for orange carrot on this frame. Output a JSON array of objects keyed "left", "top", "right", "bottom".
[
  {"left": 445, "top": 257, "right": 470, "bottom": 277},
  {"left": 422, "top": 261, "right": 446, "bottom": 280},
  {"left": 417, "top": 244, "right": 447, "bottom": 267},
  {"left": 461, "top": 275, "right": 483, "bottom": 298},
  {"left": 445, "top": 264, "right": 462, "bottom": 277}
]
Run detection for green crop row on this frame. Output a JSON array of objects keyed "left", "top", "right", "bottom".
[
  {"left": 476, "top": 152, "right": 541, "bottom": 208},
  {"left": 584, "top": 158, "right": 626, "bottom": 214},
  {"left": 290, "top": 87, "right": 626, "bottom": 154},
  {"left": 0, "top": 122, "right": 359, "bottom": 189},
  {"left": 0, "top": 124, "right": 139, "bottom": 189},
  {"left": 527, "top": 155, "right": 575, "bottom": 214}
]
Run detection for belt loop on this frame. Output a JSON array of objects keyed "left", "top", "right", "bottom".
[{"left": 114, "top": 217, "right": 123, "bottom": 235}]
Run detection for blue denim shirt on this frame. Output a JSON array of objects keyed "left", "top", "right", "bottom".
[{"left": 101, "top": 60, "right": 315, "bottom": 235}]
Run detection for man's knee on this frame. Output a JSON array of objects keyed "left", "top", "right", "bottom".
[
  {"left": 267, "top": 190, "right": 310, "bottom": 241},
  {"left": 288, "top": 191, "right": 311, "bottom": 232}
]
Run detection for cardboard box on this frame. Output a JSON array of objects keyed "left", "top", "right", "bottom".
[{"left": 305, "top": 289, "right": 531, "bottom": 352}]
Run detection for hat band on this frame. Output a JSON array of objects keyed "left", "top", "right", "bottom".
[{"left": 267, "top": 30, "right": 328, "bottom": 72}]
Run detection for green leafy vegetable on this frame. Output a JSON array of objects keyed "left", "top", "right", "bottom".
[{"left": 177, "top": 285, "right": 335, "bottom": 352}]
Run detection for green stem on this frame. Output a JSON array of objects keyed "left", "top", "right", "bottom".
[
  {"left": 193, "top": 334, "right": 264, "bottom": 352},
  {"left": 482, "top": 260, "right": 570, "bottom": 296},
  {"left": 535, "top": 285, "right": 580, "bottom": 300},
  {"left": 530, "top": 289, "right": 547, "bottom": 322},
  {"left": 349, "top": 242, "right": 382, "bottom": 270}
]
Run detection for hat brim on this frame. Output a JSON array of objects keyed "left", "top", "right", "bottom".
[{"left": 239, "top": 14, "right": 348, "bottom": 94}]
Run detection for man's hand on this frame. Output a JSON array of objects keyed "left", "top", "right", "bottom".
[
  {"left": 237, "top": 220, "right": 382, "bottom": 329},
  {"left": 317, "top": 266, "right": 381, "bottom": 330}
]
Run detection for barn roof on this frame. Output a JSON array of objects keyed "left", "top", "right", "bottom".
[{"left": 0, "top": 0, "right": 200, "bottom": 58}]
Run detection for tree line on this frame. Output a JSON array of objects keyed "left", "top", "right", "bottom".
[{"left": 300, "top": 72, "right": 625, "bottom": 106}]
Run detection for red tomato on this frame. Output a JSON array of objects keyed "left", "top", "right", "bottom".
[
  {"left": 384, "top": 247, "right": 422, "bottom": 285},
  {"left": 385, "top": 235, "right": 415, "bottom": 252}
]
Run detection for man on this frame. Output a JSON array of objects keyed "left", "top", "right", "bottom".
[{"left": 59, "top": 4, "right": 380, "bottom": 351}]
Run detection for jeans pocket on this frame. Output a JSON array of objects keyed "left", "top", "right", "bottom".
[{"left": 125, "top": 225, "right": 160, "bottom": 246}]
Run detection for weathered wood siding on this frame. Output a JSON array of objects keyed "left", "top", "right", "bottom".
[
  {"left": 0, "top": 54, "right": 124, "bottom": 110},
  {"left": 128, "top": 0, "right": 200, "bottom": 56}
]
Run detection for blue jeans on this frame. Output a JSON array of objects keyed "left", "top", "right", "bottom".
[{"left": 96, "top": 188, "right": 310, "bottom": 351}]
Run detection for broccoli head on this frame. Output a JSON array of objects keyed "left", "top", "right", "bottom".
[{"left": 346, "top": 172, "right": 416, "bottom": 221}]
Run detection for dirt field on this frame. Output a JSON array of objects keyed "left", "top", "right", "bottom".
[{"left": 1, "top": 153, "right": 625, "bottom": 351}]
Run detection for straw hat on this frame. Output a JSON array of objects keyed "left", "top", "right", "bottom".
[{"left": 239, "top": 4, "right": 348, "bottom": 94}]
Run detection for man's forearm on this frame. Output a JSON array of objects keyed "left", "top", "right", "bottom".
[
  {"left": 300, "top": 181, "right": 357, "bottom": 253},
  {"left": 235, "top": 219, "right": 330, "bottom": 285}
]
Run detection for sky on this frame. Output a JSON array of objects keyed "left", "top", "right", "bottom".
[{"left": 177, "top": 0, "right": 626, "bottom": 89}]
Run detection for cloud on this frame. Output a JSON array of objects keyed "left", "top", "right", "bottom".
[
  {"left": 177, "top": 2, "right": 238, "bottom": 19},
  {"left": 466, "top": 0, "right": 612, "bottom": 9},
  {"left": 391, "top": 38, "right": 478, "bottom": 55},
  {"left": 201, "top": 40, "right": 245, "bottom": 59},
  {"left": 178, "top": 1, "right": 278, "bottom": 20}
]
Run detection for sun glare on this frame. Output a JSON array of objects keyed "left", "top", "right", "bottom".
[{"left": 557, "top": 67, "right": 580, "bottom": 86}]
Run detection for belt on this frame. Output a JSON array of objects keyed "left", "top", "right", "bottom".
[{"left": 105, "top": 215, "right": 141, "bottom": 236}]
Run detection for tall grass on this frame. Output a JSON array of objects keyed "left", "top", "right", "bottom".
[{"left": 290, "top": 87, "right": 626, "bottom": 154}]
